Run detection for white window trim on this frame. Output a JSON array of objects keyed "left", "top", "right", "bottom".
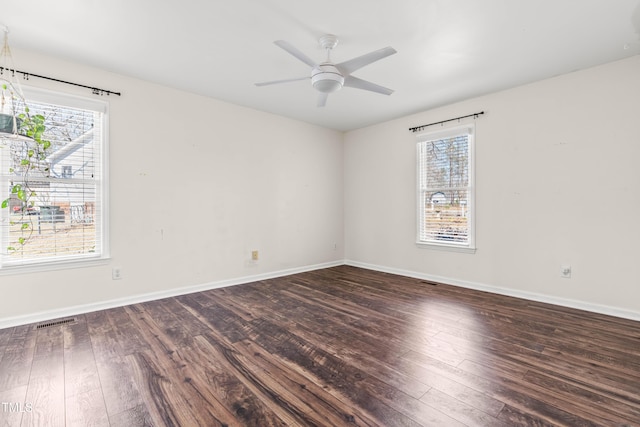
[
  {"left": 0, "top": 86, "right": 110, "bottom": 272},
  {"left": 416, "top": 123, "right": 476, "bottom": 253}
]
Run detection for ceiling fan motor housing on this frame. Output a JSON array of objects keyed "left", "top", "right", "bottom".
[{"left": 311, "top": 64, "right": 344, "bottom": 93}]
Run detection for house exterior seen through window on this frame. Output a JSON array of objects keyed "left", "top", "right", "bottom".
[
  {"left": 416, "top": 124, "right": 475, "bottom": 251},
  {"left": 0, "top": 87, "right": 108, "bottom": 269}
]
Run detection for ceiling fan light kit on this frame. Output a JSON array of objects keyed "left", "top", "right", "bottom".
[
  {"left": 256, "top": 34, "right": 396, "bottom": 106},
  {"left": 311, "top": 64, "right": 344, "bottom": 93}
]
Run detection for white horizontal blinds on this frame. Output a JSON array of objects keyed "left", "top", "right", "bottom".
[
  {"left": 418, "top": 128, "right": 471, "bottom": 245},
  {"left": 1, "top": 94, "right": 103, "bottom": 266}
]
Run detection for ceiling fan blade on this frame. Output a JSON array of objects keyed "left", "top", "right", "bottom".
[
  {"left": 255, "top": 76, "right": 309, "bottom": 87},
  {"left": 317, "top": 92, "right": 328, "bottom": 107},
  {"left": 274, "top": 40, "right": 319, "bottom": 68},
  {"left": 336, "top": 46, "right": 397, "bottom": 75},
  {"left": 344, "top": 76, "right": 394, "bottom": 95}
]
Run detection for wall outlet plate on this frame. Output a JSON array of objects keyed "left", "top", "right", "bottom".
[
  {"left": 251, "top": 250, "right": 259, "bottom": 261},
  {"left": 560, "top": 265, "right": 571, "bottom": 278}
]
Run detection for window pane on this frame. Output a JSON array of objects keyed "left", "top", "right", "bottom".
[
  {"left": 6, "top": 182, "right": 98, "bottom": 261},
  {"left": 425, "top": 135, "right": 469, "bottom": 189},
  {"left": 421, "top": 189, "right": 469, "bottom": 243}
]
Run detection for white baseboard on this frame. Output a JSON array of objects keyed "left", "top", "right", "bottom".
[
  {"left": 0, "top": 260, "right": 344, "bottom": 329},
  {"left": 345, "top": 260, "right": 640, "bottom": 322},
  {"left": 4, "top": 258, "right": 638, "bottom": 329}
]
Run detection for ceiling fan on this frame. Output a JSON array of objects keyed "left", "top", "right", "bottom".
[{"left": 255, "top": 34, "right": 397, "bottom": 107}]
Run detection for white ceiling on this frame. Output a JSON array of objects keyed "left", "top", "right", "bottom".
[{"left": 4, "top": 0, "right": 640, "bottom": 131}]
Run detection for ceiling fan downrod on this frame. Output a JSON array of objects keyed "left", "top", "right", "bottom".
[{"left": 312, "top": 34, "right": 344, "bottom": 93}]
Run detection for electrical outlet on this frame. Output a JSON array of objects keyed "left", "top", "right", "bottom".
[
  {"left": 560, "top": 265, "right": 571, "bottom": 278},
  {"left": 112, "top": 267, "right": 123, "bottom": 280},
  {"left": 251, "top": 250, "right": 259, "bottom": 261}
]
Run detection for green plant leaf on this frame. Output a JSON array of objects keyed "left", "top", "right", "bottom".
[
  {"left": 7, "top": 246, "right": 15, "bottom": 252},
  {"left": 11, "top": 184, "right": 21, "bottom": 194},
  {"left": 1, "top": 199, "right": 8, "bottom": 209},
  {"left": 21, "top": 159, "right": 30, "bottom": 166},
  {"left": 21, "top": 223, "right": 29, "bottom": 230},
  {"left": 17, "top": 189, "right": 26, "bottom": 201},
  {"left": 28, "top": 149, "right": 34, "bottom": 158},
  {"left": 18, "top": 237, "right": 25, "bottom": 245}
]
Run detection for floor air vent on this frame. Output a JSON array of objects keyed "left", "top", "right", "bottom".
[{"left": 36, "top": 318, "right": 76, "bottom": 329}]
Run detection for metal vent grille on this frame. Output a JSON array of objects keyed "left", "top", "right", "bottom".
[
  {"left": 420, "top": 280, "right": 439, "bottom": 286},
  {"left": 36, "top": 318, "right": 76, "bottom": 329}
]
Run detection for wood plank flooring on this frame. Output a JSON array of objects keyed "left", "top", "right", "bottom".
[{"left": 1, "top": 265, "right": 639, "bottom": 426}]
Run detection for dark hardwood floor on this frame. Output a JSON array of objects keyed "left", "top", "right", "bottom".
[{"left": 1, "top": 265, "right": 639, "bottom": 426}]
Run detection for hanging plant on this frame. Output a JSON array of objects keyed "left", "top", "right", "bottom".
[
  {"left": 1, "top": 102, "right": 53, "bottom": 252},
  {"left": 0, "top": 26, "right": 53, "bottom": 253}
]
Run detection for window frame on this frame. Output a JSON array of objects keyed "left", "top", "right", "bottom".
[
  {"left": 0, "top": 86, "right": 110, "bottom": 273},
  {"left": 416, "top": 123, "right": 476, "bottom": 253}
]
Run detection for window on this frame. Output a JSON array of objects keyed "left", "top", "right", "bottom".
[
  {"left": 0, "top": 87, "right": 108, "bottom": 270},
  {"left": 416, "top": 124, "right": 475, "bottom": 251},
  {"left": 61, "top": 165, "right": 72, "bottom": 178}
]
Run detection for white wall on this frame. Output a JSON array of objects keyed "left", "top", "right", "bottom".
[
  {"left": 345, "top": 56, "right": 640, "bottom": 318},
  {"left": 0, "top": 49, "right": 344, "bottom": 325}
]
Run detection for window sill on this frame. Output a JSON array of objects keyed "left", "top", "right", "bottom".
[
  {"left": 0, "top": 256, "right": 111, "bottom": 276},
  {"left": 416, "top": 241, "right": 476, "bottom": 254}
]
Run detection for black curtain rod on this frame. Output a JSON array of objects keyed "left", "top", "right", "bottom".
[
  {"left": 0, "top": 66, "right": 121, "bottom": 97},
  {"left": 409, "top": 111, "right": 484, "bottom": 133}
]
